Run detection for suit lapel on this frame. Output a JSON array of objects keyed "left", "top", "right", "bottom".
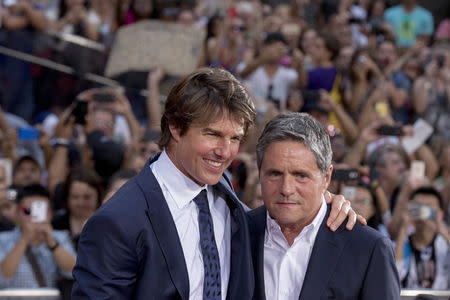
[
  {"left": 298, "top": 206, "right": 349, "bottom": 300},
  {"left": 214, "top": 178, "right": 254, "bottom": 300},
  {"left": 249, "top": 207, "right": 267, "bottom": 300},
  {"left": 136, "top": 155, "right": 190, "bottom": 300}
]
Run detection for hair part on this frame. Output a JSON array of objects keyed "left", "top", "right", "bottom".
[{"left": 256, "top": 112, "right": 332, "bottom": 174}]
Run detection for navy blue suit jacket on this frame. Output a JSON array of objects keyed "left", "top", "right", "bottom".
[
  {"left": 248, "top": 205, "right": 400, "bottom": 300},
  {"left": 72, "top": 154, "right": 254, "bottom": 299}
]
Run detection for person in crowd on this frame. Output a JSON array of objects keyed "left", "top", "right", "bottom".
[
  {"left": 207, "top": 16, "right": 253, "bottom": 74},
  {"left": 13, "top": 156, "right": 42, "bottom": 187},
  {"left": 50, "top": 0, "right": 99, "bottom": 41},
  {"left": 51, "top": 166, "right": 103, "bottom": 249},
  {"left": 248, "top": 112, "right": 400, "bottom": 300},
  {"left": 384, "top": 0, "right": 434, "bottom": 48},
  {"left": 0, "top": 184, "right": 76, "bottom": 288},
  {"left": 239, "top": 32, "right": 302, "bottom": 113},
  {"left": 298, "top": 28, "right": 318, "bottom": 71},
  {"left": 395, "top": 187, "right": 450, "bottom": 289},
  {"left": 72, "top": 67, "right": 361, "bottom": 299},
  {"left": 412, "top": 45, "right": 450, "bottom": 141}
]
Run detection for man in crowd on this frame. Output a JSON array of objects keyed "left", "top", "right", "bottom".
[
  {"left": 13, "top": 156, "right": 42, "bottom": 187},
  {"left": 72, "top": 68, "right": 361, "bottom": 299},
  {"left": 395, "top": 187, "right": 450, "bottom": 289},
  {"left": 384, "top": 0, "right": 434, "bottom": 48},
  {"left": 0, "top": 184, "right": 76, "bottom": 288},
  {"left": 248, "top": 113, "right": 400, "bottom": 299}
]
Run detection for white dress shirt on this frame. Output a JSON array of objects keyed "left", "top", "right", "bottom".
[
  {"left": 151, "top": 150, "right": 231, "bottom": 300},
  {"left": 264, "top": 198, "right": 327, "bottom": 300}
]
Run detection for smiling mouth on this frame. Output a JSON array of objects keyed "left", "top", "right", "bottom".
[{"left": 204, "top": 158, "right": 224, "bottom": 168}]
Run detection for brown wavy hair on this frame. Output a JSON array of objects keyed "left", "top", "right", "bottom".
[{"left": 159, "top": 67, "right": 256, "bottom": 149}]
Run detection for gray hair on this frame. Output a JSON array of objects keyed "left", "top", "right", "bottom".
[{"left": 256, "top": 113, "right": 332, "bottom": 174}]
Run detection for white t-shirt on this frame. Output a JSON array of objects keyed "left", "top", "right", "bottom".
[{"left": 239, "top": 65, "right": 298, "bottom": 112}]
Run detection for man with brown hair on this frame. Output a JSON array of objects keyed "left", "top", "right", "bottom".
[{"left": 72, "top": 68, "right": 359, "bottom": 300}]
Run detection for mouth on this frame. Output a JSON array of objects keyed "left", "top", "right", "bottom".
[
  {"left": 276, "top": 202, "right": 298, "bottom": 207},
  {"left": 203, "top": 158, "right": 226, "bottom": 170}
]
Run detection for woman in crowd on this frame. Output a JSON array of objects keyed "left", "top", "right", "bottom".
[{"left": 52, "top": 166, "right": 103, "bottom": 250}]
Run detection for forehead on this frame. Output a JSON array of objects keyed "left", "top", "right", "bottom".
[
  {"left": 17, "top": 160, "right": 39, "bottom": 170},
  {"left": 412, "top": 193, "right": 440, "bottom": 206},
  {"left": 193, "top": 114, "right": 245, "bottom": 135},
  {"left": 262, "top": 141, "right": 319, "bottom": 170}
]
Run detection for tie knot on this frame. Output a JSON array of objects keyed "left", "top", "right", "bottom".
[{"left": 193, "top": 189, "right": 209, "bottom": 209}]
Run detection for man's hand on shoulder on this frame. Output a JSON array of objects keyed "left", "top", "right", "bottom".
[{"left": 325, "top": 191, "right": 367, "bottom": 231}]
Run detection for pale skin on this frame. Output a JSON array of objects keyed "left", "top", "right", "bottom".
[
  {"left": 0, "top": 196, "right": 75, "bottom": 278},
  {"left": 260, "top": 140, "right": 333, "bottom": 245},
  {"left": 166, "top": 114, "right": 364, "bottom": 236}
]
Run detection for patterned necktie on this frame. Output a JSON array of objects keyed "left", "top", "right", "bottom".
[{"left": 193, "top": 189, "right": 221, "bottom": 300}]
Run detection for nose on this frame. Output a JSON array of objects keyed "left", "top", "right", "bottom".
[
  {"left": 214, "top": 139, "right": 233, "bottom": 160},
  {"left": 280, "top": 175, "right": 295, "bottom": 198}
]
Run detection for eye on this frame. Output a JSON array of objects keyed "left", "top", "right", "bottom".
[
  {"left": 267, "top": 170, "right": 281, "bottom": 178},
  {"left": 231, "top": 136, "right": 242, "bottom": 143},
  {"left": 295, "top": 172, "right": 308, "bottom": 179}
]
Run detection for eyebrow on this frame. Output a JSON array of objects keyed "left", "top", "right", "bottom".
[{"left": 202, "top": 128, "right": 244, "bottom": 139}]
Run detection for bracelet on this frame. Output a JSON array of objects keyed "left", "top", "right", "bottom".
[
  {"left": 48, "top": 241, "right": 60, "bottom": 252},
  {"left": 52, "top": 138, "right": 70, "bottom": 148}
]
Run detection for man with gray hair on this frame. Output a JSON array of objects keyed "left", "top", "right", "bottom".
[{"left": 248, "top": 112, "right": 400, "bottom": 300}]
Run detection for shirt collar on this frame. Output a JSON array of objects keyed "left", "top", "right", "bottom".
[
  {"left": 153, "top": 150, "right": 207, "bottom": 209},
  {"left": 266, "top": 196, "right": 327, "bottom": 245}
]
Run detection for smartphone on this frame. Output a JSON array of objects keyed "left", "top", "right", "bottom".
[
  {"left": 377, "top": 125, "right": 404, "bottom": 136},
  {"left": 332, "top": 168, "right": 360, "bottom": 182},
  {"left": 72, "top": 100, "right": 88, "bottom": 125},
  {"left": 342, "top": 186, "right": 357, "bottom": 201},
  {"left": 30, "top": 200, "right": 48, "bottom": 223},
  {"left": 0, "top": 158, "right": 12, "bottom": 186},
  {"left": 18, "top": 127, "right": 40, "bottom": 141},
  {"left": 410, "top": 160, "right": 425, "bottom": 181},
  {"left": 409, "top": 204, "right": 435, "bottom": 220}
]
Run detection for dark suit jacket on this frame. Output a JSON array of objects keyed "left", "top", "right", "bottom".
[
  {"left": 72, "top": 154, "right": 254, "bottom": 299},
  {"left": 248, "top": 205, "right": 400, "bottom": 300}
]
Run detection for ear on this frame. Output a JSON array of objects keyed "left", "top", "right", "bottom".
[
  {"left": 169, "top": 123, "right": 181, "bottom": 143},
  {"left": 323, "top": 165, "right": 333, "bottom": 190}
]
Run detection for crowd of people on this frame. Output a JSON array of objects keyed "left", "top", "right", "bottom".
[{"left": 0, "top": 0, "right": 450, "bottom": 298}]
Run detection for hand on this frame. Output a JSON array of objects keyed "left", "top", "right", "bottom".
[
  {"left": 9, "top": 1, "right": 31, "bottom": 14},
  {"left": 290, "top": 48, "right": 304, "bottom": 69},
  {"left": 325, "top": 191, "right": 367, "bottom": 231},
  {"left": 35, "top": 124, "right": 50, "bottom": 148},
  {"left": 318, "top": 90, "right": 335, "bottom": 111},
  {"left": 148, "top": 66, "right": 165, "bottom": 87},
  {"left": 54, "top": 105, "right": 75, "bottom": 139},
  {"left": 360, "top": 120, "right": 384, "bottom": 144},
  {"left": 435, "top": 210, "right": 450, "bottom": 239},
  {"left": 36, "top": 222, "right": 56, "bottom": 247},
  {"left": 111, "top": 90, "right": 132, "bottom": 115},
  {"left": 21, "top": 220, "right": 37, "bottom": 244}
]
